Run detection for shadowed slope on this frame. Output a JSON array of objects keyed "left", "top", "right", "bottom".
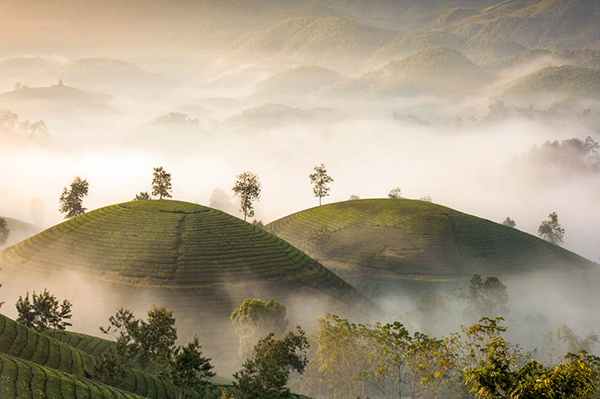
[{"left": 266, "top": 199, "right": 597, "bottom": 303}]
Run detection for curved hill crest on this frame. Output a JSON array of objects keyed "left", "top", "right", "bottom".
[
  {"left": 265, "top": 198, "right": 597, "bottom": 303},
  {"left": 0, "top": 200, "right": 379, "bottom": 357}
]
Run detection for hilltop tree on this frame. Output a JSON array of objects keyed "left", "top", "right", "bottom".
[
  {"left": 0, "top": 217, "right": 9, "bottom": 246},
  {"left": 232, "top": 172, "right": 261, "bottom": 221},
  {"left": 388, "top": 187, "right": 402, "bottom": 199},
  {"left": 309, "top": 164, "right": 333, "bottom": 206},
  {"left": 59, "top": 177, "right": 89, "bottom": 219},
  {"left": 231, "top": 298, "right": 288, "bottom": 359},
  {"left": 134, "top": 191, "right": 151, "bottom": 201},
  {"left": 502, "top": 217, "right": 516, "bottom": 228},
  {"left": 152, "top": 167, "right": 172, "bottom": 199},
  {"left": 16, "top": 289, "right": 73, "bottom": 331},
  {"left": 233, "top": 326, "right": 309, "bottom": 399},
  {"left": 538, "top": 212, "right": 565, "bottom": 245},
  {"left": 168, "top": 337, "right": 215, "bottom": 399}
]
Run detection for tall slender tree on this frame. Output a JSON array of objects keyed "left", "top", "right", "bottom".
[
  {"left": 309, "top": 163, "right": 333, "bottom": 206},
  {"left": 152, "top": 167, "right": 172, "bottom": 200},
  {"left": 232, "top": 172, "right": 261, "bottom": 221},
  {"left": 59, "top": 177, "right": 89, "bottom": 219}
]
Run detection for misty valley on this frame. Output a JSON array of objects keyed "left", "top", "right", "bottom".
[{"left": 1, "top": 0, "right": 600, "bottom": 398}]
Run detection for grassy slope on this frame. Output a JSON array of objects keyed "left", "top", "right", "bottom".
[
  {"left": 502, "top": 65, "right": 600, "bottom": 100},
  {"left": 342, "top": 46, "right": 491, "bottom": 97},
  {"left": 0, "top": 200, "right": 378, "bottom": 352},
  {"left": 0, "top": 351, "right": 148, "bottom": 399},
  {"left": 266, "top": 199, "right": 596, "bottom": 300},
  {"left": 0, "top": 313, "right": 178, "bottom": 399},
  {"left": 451, "top": 0, "right": 600, "bottom": 49},
  {"left": 0, "top": 216, "right": 40, "bottom": 249}
]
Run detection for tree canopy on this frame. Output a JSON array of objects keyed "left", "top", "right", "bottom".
[
  {"left": 59, "top": 176, "right": 89, "bottom": 219},
  {"left": 309, "top": 164, "right": 333, "bottom": 206},
  {"left": 152, "top": 167, "right": 173, "bottom": 200},
  {"left": 16, "top": 289, "right": 73, "bottom": 331},
  {"left": 232, "top": 172, "right": 261, "bottom": 221},
  {"left": 231, "top": 298, "right": 288, "bottom": 359},
  {"left": 538, "top": 211, "right": 565, "bottom": 245}
]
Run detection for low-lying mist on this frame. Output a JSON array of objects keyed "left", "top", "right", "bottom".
[{"left": 2, "top": 112, "right": 599, "bottom": 262}]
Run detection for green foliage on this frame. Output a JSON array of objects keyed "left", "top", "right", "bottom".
[
  {"left": 167, "top": 337, "right": 215, "bottom": 399},
  {"left": 309, "top": 163, "right": 333, "bottom": 206},
  {"left": 231, "top": 299, "right": 288, "bottom": 360},
  {"left": 134, "top": 191, "right": 151, "bottom": 201},
  {"left": 0, "top": 217, "right": 9, "bottom": 246},
  {"left": 59, "top": 176, "right": 89, "bottom": 219},
  {"left": 538, "top": 212, "right": 565, "bottom": 245},
  {"left": 0, "top": 351, "right": 149, "bottom": 399},
  {"left": 232, "top": 171, "right": 261, "bottom": 221},
  {"left": 152, "top": 166, "right": 173, "bottom": 199},
  {"left": 100, "top": 305, "right": 177, "bottom": 371},
  {"left": 460, "top": 318, "right": 600, "bottom": 399},
  {"left": 233, "top": 326, "right": 309, "bottom": 399},
  {"left": 0, "top": 312, "right": 179, "bottom": 398},
  {"left": 16, "top": 289, "right": 73, "bottom": 331},
  {"left": 93, "top": 349, "right": 128, "bottom": 389}
]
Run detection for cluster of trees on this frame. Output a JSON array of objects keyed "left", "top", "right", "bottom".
[
  {"left": 502, "top": 212, "right": 566, "bottom": 245},
  {"left": 301, "top": 314, "right": 600, "bottom": 399},
  {"left": 529, "top": 136, "right": 600, "bottom": 172},
  {"left": 97, "top": 306, "right": 214, "bottom": 399},
  {"left": 0, "top": 110, "right": 49, "bottom": 140}
]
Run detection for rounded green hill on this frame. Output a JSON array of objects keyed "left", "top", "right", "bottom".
[
  {"left": 0, "top": 200, "right": 378, "bottom": 362},
  {"left": 266, "top": 199, "right": 597, "bottom": 303}
]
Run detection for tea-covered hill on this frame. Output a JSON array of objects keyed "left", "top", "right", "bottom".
[
  {"left": 0, "top": 200, "right": 379, "bottom": 358},
  {"left": 502, "top": 65, "right": 600, "bottom": 102},
  {"left": 339, "top": 46, "right": 491, "bottom": 97},
  {"left": 265, "top": 199, "right": 598, "bottom": 304},
  {"left": 0, "top": 217, "right": 40, "bottom": 249}
]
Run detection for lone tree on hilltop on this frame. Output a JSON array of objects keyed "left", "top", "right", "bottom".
[
  {"left": 0, "top": 217, "right": 10, "bottom": 246},
  {"left": 152, "top": 167, "right": 172, "bottom": 199},
  {"left": 16, "top": 289, "right": 73, "bottom": 331},
  {"left": 502, "top": 217, "right": 516, "bottom": 228},
  {"left": 232, "top": 172, "right": 261, "bottom": 221},
  {"left": 538, "top": 212, "right": 564, "bottom": 245},
  {"left": 59, "top": 177, "right": 89, "bottom": 219},
  {"left": 309, "top": 163, "right": 333, "bottom": 206},
  {"left": 388, "top": 187, "right": 402, "bottom": 199}
]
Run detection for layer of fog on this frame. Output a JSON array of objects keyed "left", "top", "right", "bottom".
[{"left": 2, "top": 113, "right": 599, "bottom": 262}]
